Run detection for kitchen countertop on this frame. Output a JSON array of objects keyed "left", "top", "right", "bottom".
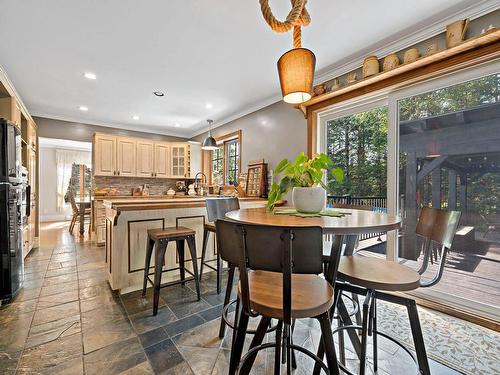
[{"left": 102, "top": 196, "right": 267, "bottom": 212}]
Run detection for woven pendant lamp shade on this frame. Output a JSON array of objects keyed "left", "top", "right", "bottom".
[{"left": 277, "top": 48, "right": 316, "bottom": 104}]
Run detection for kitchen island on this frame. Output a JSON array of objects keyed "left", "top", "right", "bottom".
[{"left": 103, "top": 196, "right": 267, "bottom": 293}]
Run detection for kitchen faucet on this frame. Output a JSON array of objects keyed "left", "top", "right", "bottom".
[{"left": 194, "top": 172, "right": 207, "bottom": 196}]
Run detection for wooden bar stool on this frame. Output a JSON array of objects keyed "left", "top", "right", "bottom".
[
  {"left": 142, "top": 226, "right": 201, "bottom": 315},
  {"left": 216, "top": 220, "right": 342, "bottom": 375},
  {"left": 200, "top": 197, "right": 240, "bottom": 294},
  {"left": 315, "top": 207, "right": 461, "bottom": 375}
]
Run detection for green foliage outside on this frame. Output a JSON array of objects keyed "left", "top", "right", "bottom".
[
  {"left": 325, "top": 73, "right": 500, "bottom": 222},
  {"left": 326, "top": 107, "right": 388, "bottom": 197}
]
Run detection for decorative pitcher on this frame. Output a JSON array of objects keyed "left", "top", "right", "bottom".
[{"left": 446, "top": 19, "right": 469, "bottom": 48}]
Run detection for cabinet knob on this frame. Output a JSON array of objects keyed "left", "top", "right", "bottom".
[{"left": 117, "top": 171, "right": 120, "bottom": 176}]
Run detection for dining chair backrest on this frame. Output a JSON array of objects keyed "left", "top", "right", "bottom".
[
  {"left": 205, "top": 197, "right": 240, "bottom": 223},
  {"left": 67, "top": 189, "right": 79, "bottom": 215},
  {"left": 415, "top": 207, "right": 461, "bottom": 287},
  {"left": 416, "top": 207, "right": 461, "bottom": 249},
  {"left": 216, "top": 219, "right": 329, "bottom": 324}
]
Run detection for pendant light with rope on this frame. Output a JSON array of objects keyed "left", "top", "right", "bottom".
[{"left": 259, "top": 0, "right": 316, "bottom": 104}]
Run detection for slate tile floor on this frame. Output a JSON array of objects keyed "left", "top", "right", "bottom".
[{"left": 0, "top": 222, "right": 482, "bottom": 374}]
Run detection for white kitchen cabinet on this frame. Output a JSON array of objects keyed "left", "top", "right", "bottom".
[
  {"left": 93, "top": 134, "right": 117, "bottom": 176},
  {"left": 154, "top": 142, "right": 170, "bottom": 178},
  {"left": 171, "top": 143, "right": 188, "bottom": 178},
  {"left": 116, "top": 137, "right": 137, "bottom": 176},
  {"left": 188, "top": 142, "right": 202, "bottom": 178},
  {"left": 136, "top": 140, "right": 154, "bottom": 177}
]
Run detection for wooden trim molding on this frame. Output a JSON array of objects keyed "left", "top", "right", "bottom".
[
  {"left": 305, "top": 29, "right": 500, "bottom": 155},
  {"left": 411, "top": 294, "right": 500, "bottom": 332}
]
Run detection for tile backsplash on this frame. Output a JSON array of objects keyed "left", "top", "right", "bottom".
[{"left": 93, "top": 176, "right": 194, "bottom": 196}]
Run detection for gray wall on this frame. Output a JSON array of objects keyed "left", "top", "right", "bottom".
[
  {"left": 191, "top": 101, "right": 306, "bottom": 171},
  {"left": 35, "top": 117, "right": 187, "bottom": 143}
]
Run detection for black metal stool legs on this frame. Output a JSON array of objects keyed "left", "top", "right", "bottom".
[
  {"left": 186, "top": 235, "right": 201, "bottom": 301},
  {"left": 200, "top": 228, "right": 210, "bottom": 279},
  {"left": 153, "top": 239, "right": 168, "bottom": 315},
  {"left": 142, "top": 237, "right": 155, "bottom": 297},
  {"left": 176, "top": 240, "right": 186, "bottom": 285},
  {"left": 229, "top": 310, "right": 250, "bottom": 375},
  {"left": 219, "top": 264, "right": 235, "bottom": 338},
  {"left": 200, "top": 228, "right": 224, "bottom": 295},
  {"left": 406, "top": 298, "right": 431, "bottom": 375}
]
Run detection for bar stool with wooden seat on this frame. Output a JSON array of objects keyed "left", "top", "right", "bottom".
[
  {"left": 200, "top": 197, "right": 240, "bottom": 294},
  {"left": 216, "top": 220, "right": 342, "bottom": 375},
  {"left": 142, "top": 226, "right": 201, "bottom": 315},
  {"left": 315, "top": 207, "right": 461, "bottom": 375}
]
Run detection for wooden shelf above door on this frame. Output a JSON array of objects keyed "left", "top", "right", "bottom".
[{"left": 300, "top": 28, "right": 500, "bottom": 117}]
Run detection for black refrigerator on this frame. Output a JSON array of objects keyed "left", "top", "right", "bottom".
[{"left": 0, "top": 118, "right": 27, "bottom": 303}]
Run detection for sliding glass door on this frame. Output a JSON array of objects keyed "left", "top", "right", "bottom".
[
  {"left": 319, "top": 60, "right": 500, "bottom": 320},
  {"left": 389, "top": 61, "right": 500, "bottom": 320}
]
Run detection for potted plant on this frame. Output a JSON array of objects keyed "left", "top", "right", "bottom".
[{"left": 267, "top": 152, "right": 343, "bottom": 213}]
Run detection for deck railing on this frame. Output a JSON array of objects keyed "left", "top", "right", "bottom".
[{"left": 327, "top": 195, "right": 388, "bottom": 241}]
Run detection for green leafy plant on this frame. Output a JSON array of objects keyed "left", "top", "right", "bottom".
[{"left": 267, "top": 152, "right": 344, "bottom": 209}]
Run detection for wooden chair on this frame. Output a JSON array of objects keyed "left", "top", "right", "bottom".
[
  {"left": 315, "top": 207, "right": 461, "bottom": 375},
  {"left": 200, "top": 197, "right": 240, "bottom": 294},
  {"left": 216, "top": 220, "right": 341, "bottom": 375},
  {"left": 68, "top": 190, "right": 91, "bottom": 234},
  {"left": 142, "top": 226, "right": 201, "bottom": 315}
]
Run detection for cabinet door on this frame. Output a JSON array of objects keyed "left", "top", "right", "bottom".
[
  {"left": 94, "top": 135, "right": 116, "bottom": 176},
  {"left": 116, "top": 138, "right": 137, "bottom": 176},
  {"left": 171, "top": 144, "right": 187, "bottom": 178},
  {"left": 154, "top": 143, "right": 170, "bottom": 178},
  {"left": 28, "top": 149, "right": 36, "bottom": 193},
  {"left": 28, "top": 120, "right": 37, "bottom": 150},
  {"left": 12, "top": 100, "right": 21, "bottom": 128},
  {"left": 136, "top": 140, "right": 154, "bottom": 177}
]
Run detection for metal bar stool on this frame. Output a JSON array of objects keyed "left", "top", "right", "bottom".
[
  {"left": 217, "top": 220, "right": 342, "bottom": 375},
  {"left": 314, "top": 207, "right": 461, "bottom": 375},
  {"left": 200, "top": 197, "right": 240, "bottom": 295},
  {"left": 142, "top": 226, "right": 201, "bottom": 315}
]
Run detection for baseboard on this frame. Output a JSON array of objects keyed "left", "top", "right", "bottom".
[{"left": 40, "top": 214, "right": 70, "bottom": 222}]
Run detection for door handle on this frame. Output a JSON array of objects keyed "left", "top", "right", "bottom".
[{"left": 117, "top": 171, "right": 120, "bottom": 176}]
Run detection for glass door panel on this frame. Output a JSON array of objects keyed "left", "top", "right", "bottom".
[
  {"left": 325, "top": 105, "right": 388, "bottom": 256},
  {"left": 397, "top": 72, "right": 500, "bottom": 319}
]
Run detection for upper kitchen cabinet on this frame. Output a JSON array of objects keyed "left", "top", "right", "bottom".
[
  {"left": 0, "top": 96, "right": 21, "bottom": 128},
  {"left": 154, "top": 142, "right": 170, "bottom": 178},
  {"left": 136, "top": 140, "right": 154, "bottom": 177},
  {"left": 187, "top": 142, "right": 201, "bottom": 178},
  {"left": 93, "top": 133, "right": 116, "bottom": 176},
  {"left": 171, "top": 143, "right": 188, "bottom": 178},
  {"left": 116, "top": 137, "right": 137, "bottom": 176}
]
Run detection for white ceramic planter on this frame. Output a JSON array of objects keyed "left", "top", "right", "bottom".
[{"left": 292, "top": 186, "right": 326, "bottom": 213}]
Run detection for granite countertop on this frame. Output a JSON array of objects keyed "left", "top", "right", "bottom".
[{"left": 102, "top": 196, "right": 267, "bottom": 212}]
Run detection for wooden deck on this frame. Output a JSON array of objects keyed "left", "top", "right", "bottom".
[{"left": 356, "top": 235, "right": 500, "bottom": 321}]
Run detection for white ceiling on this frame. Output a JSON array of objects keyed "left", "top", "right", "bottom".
[{"left": 0, "top": 0, "right": 489, "bottom": 137}]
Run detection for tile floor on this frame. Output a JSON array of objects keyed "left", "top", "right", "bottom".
[{"left": 0, "top": 222, "right": 494, "bottom": 374}]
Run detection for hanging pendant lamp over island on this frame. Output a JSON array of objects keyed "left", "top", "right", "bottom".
[
  {"left": 201, "top": 119, "right": 218, "bottom": 151},
  {"left": 259, "top": 0, "right": 316, "bottom": 104}
]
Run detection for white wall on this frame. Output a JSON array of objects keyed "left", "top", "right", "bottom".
[
  {"left": 191, "top": 100, "right": 307, "bottom": 171},
  {"left": 39, "top": 147, "right": 70, "bottom": 221},
  {"left": 39, "top": 141, "right": 92, "bottom": 222}
]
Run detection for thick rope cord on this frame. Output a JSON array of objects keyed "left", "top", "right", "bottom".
[{"left": 259, "top": 0, "right": 310, "bottom": 48}]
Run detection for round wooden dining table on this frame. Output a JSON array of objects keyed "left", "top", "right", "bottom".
[
  {"left": 225, "top": 206, "right": 402, "bottom": 366},
  {"left": 225, "top": 206, "right": 401, "bottom": 235}
]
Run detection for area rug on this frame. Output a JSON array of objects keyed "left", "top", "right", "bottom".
[{"left": 376, "top": 300, "right": 500, "bottom": 375}]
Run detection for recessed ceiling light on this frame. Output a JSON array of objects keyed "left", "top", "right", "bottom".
[
  {"left": 153, "top": 91, "right": 165, "bottom": 97},
  {"left": 79, "top": 106, "right": 88, "bottom": 111},
  {"left": 205, "top": 103, "right": 213, "bottom": 109},
  {"left": 133, "top": 115, "right": 140, "bottom": 120},
  {"left": 175, "top": 123, "right": 181, "bottom": 127},
  {"left": 84, "top": 72, "right": 97, "bottom": 80}
]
